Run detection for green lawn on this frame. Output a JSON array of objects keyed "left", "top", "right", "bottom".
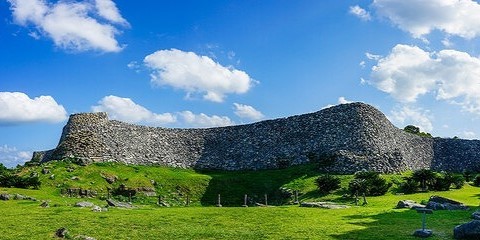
[{"left": 1, "top": 162, "right": 479, "bottom": 239}]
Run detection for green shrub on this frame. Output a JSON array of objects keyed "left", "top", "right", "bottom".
[
  {"left": 451, "top": 174, "right": 465, "bottom": 189},
  {"left": 348, "top": 171, "right": 391, "bottom": 196},
  {"left": 315, "top": 175, "right": 341, "bottom": 194},
  {"left": 473, "top": 175, "right": 480, "bottom": 187},
  {"left": 398, "top": 177, "right": 419, "bottom": 194},
  {"left": 430, "top": 174, "right": 451, "bottom": 191},
  {"left": 412, "top": 169, "right": 436, "bottom": 191}
]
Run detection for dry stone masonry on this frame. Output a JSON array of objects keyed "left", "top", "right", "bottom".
[{"left": 32, "top": 103, "right": 480, "bottom": 173}]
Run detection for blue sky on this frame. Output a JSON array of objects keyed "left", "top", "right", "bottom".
[{"left": 2, "top": 0, "right": 480, "bottom": 167}]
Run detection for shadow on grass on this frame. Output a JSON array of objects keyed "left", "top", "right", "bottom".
[
  {"left": 198, "top": 164, "right": 319, "bottom": 206},
  {"left": 329, "top": 208, "right": 475, "bottom": 240}
]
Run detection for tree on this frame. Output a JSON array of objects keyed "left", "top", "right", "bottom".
[
  {"left": 412, "top": 169, "right": 436, "bottom": 191},
  {"left": 315, "top": 175, "right": 341, "bottom": 194},
  {"left": 404, "top": 125, "right": 420, "bottom": 134},
  {"left": 403, "top": 125, "right": 432, "bottom": 138},
  {"left": 348, "top": 171, "right": 391, "bottom": 196}
]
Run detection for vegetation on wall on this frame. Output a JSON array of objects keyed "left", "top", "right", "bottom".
[{"left": 403, "top": 125, "right": 432, "bottom": 138}]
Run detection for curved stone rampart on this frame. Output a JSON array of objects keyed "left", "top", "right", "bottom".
[{"left": 32, "top": 103, "right": 480, "bottom": 173}]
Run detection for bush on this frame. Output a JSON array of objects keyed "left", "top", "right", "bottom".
[
  {"left": 348, "top": 171, "right": 391, "bottom": 196},
  {"left": 412, "top": 169, "right": 436, "bottom": 191},
  {"left": 315, "top": 175, "right": 341, "bottom": 194},
  {"left": 398, "top": 177, "right": 419, "bottom": 194},
  {"left": 451, "top": 174, "right": 465, "bottom": 189},
  {"left": 474, "top": 175, "right": 480, "bottom": 187},
  {"left": 430, "top": 174, "right": 451, "bottom": 191}
]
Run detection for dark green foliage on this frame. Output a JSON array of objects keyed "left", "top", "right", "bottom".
[
  {"left": 0, "top": 168, "right": 41, "bottom": 189},
  {"left": 430, "top": 174, "right": 452, "bottom": 191},
  {"left": 404, "top": 125, "right": 420, "bottom": 134},
  {"left": 403, "top": 170, "right": 465, "bottom": 193},
  {"left": 315, "top": 175, "right": 341, "bottom": 194},
  {"left": 451, "top": 174, "right": 465, "bottom": 189},
  {"left": 398, "top": 177, "right": 420, "bottom": 194},
  {"left": 348, "top": 171, "right": 391, "bottom": 196},
  {"left": 412, "top": 169, "right": 436, "bottom": 191},
  {"left": 473, "top": 175, "right": 480, "bottom": 187},
  {"left": 403, "top": 125, "right": 432, "bottom": 138},
  {"left": 463, "top": 170, "right": 474, "bottom": 182}
]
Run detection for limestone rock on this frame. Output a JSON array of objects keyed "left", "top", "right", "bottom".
[
  {"left": 74, "top": 201, "right": 94, "bottom": 208},
  {"left": 396, "top": 200, "right": 425, "bottom": 209},
  {"left": 106, "top": 199, "right": 133, "bottom": 208},
  {"left": 472, "top": 211, "right": 480, "bottom": 220},
  {"left": 0, "top": 193, "right": 11, "bottom": 200},
  {"left": 55, "top": 227, "right": 68, "bottom": 238},
  {"left": 40, "top": 201, "right": 49, "bottom": 208},
  {"left": 454, "top": 220, "right": 480, "bottom": 239},
  {"left": 300, "top": 202, "right": 350, "bottom": 209},
  {"left": 426, "top": 196, "right": 468, "bottom": 210},
  {"left": 413, "top": 229, "right": 433, "bottom": 238}
]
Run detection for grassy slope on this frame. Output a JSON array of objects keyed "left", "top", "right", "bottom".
[{"left": 1, "top": 162, "right": 479, "bottom": 239}]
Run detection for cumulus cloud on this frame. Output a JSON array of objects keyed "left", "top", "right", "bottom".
[
  {"left": 0, "top": 145, "right": 31, "bottom": 168},
  {"left": 94, "top": 0, "right": 128, "bottom": 25},
  {"left": 461, "top": 131, "right": 476, "bottom": 139},
  {"left": 233, "top": 103, "right": 264, "bottom": 121},
  {"left": 389, "top": 105, "right": 433, "bottom": 132},
  {"left": 0, "top": 92, "right": 67, "bottom": 124},
  {"left": 349, "top": 5, "right": 371, "bottom": 21},
  {"left": 366, "top": 52, "right": 381, "bottom": 60},
  {"left": 91, "top": 95, "right": 235, "bottom": 128},
  {"left": 178, "top": 111, "right": 234, "bottom": 128},
  {"left": 7, "top": 0, "right": 128, "bottom": 52},
  {"left": 144, "top": 49, "right": 256, "bottom": 102},
  {"left": 370, "top": 44, "right": 480, "bottom": 114},
  {"left": 322, "top": 97, "right": 355, "bottom": 109},
  {"left": 373, "top": 0, "right": 480, "bottom": 39},
  {"left": 92, "top": 95, "right": 176, "bottom": 126}
]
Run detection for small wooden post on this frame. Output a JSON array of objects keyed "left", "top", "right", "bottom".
[
  {"left": 186, "top": 195, "right": 190, "bottom": 206},
  {"left": 362, "top": 193, "right": 368, "bottom": 206},
  {"left": 158, "top": 195, "right": 162, "bottom": 205},
  {"left": 216, "top": 194, "right": 222, "bottom": 207},
  {"left": 129, "top": 192, "right": 132, "bottom": 203},
  {"left": 294, "top": 190, "right": 299, "bottom": 204},
  {"left": 242, "top": 194, "right": 248, "bottom": 207},
  {"left": 264, "top": 194, "right": 268, "bottom": 206}
]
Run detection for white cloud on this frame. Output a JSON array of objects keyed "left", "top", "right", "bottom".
[
  {"left": 370, "top": 44, "right": 435, "bottom": 102},
  {"left": 389, "top": 105, "right": 433, "bottom": 133},
  {"left": 461, "top": 131, "right": 476, "bottom": 139},
  {"left": 0, "top": 92, "right": 67, "bottom": 124},
  {"left": 442, "top": 37, "right": 453, "bottom": 47},
  {"left": 322, "top": 97, "right": 355, "bottom": 109},
  {"left": 366, "top": 52, "right": 381, "bottom": 60},
  {"left": 7, "top": 0, "right": 128, "bottom": 52},
  {"left": 144, "top": 49, "right": 256, "bottom": 102},
  {"left": 349, "top": 5, "right": 371, "bottom": 21},
  {"left": 0, "top": 145, "right": 32, "bottom": 168},
  {"left": 370, "top": 44, "right": 480, "bottom": 114},
  {"left": 91, "top": 95, "right": 235, "bottom": 128},
  {"left": 373, "top": 0, "right": 480, "bottom": 39},
  {"left": 92, "top": 95, "right": 176, "bottom": 126},
  {"left": 338, "top": 97, "right": 353, "bottom": 104},
  {"left": 94, "top": 0, "right": 128, "bottom": 25},
  {"left": 178, "top": 111, "right": 234, "bottom": 128},
  {"left": 233, "top": 103, "right": 264, "bottom": 121}
]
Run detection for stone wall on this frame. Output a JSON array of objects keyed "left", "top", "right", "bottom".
[{"left": 32, "top": 102, "right": 480, "bottom": 173}]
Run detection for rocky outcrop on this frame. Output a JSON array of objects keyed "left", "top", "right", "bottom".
[{"left": 31, "top": 102, "right": 480, "bottom": 173}]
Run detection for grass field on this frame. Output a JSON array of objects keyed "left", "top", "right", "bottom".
[{"left": 1, "top": 162, "right": 479, "bottom": 239}]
